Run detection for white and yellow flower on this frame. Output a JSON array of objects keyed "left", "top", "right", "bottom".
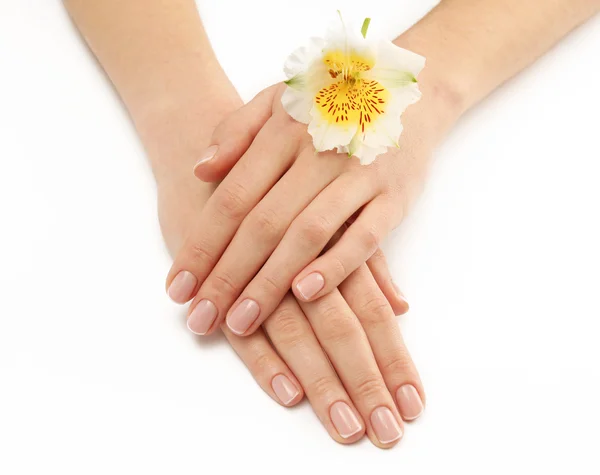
[{"left": 282, "top": 15, "right": 425, "bottom": 165}]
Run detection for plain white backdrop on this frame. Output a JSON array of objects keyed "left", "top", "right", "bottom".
[{"left": 1, "top": 1, "right": 599, "bottom": 473}]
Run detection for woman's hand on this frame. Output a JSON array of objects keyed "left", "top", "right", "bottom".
[{"left": 167, "top": 78, "right": 457, "bottom": 336}]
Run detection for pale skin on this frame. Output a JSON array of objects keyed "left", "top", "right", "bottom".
[{"left": 64, "top": 0, "right": 599, "bottom": 449}]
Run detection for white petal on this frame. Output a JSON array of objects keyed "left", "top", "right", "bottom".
[
  {"left": 372, "top": 40, "right": 425, "bottom": 81},
  {"left": 357, "top": 145, "right": 387, "bottom": 165},
  {"left": 360, "top": 89, "right": 412, "bottom": 149},
  {"left": 283, "top": 37, "right": 325, "bottom": 79},
  {"left": 346, "top": 134, "right": 388, "bottom": 164},
  {"left": 281, "top": 87, "right": 312, "bottom": 124},
  {"left": 308, "top": 104, "right": 358, "bottom": 152},
  {"left": 321, "top": 15, "right": 377, "bottom": 67}
]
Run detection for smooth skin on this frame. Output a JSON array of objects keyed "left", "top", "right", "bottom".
[
  {"left": 169, "top": 0, "right": 600, "bottom": 337},
  {"left": 63, "top": 0, "right": 599, "bottom": 448},
  {"left": 63, "top": 0, "right": 423, "bottom": 448}
]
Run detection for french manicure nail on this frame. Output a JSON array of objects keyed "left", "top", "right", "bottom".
[
  {"left": 167, "top": 271, "right": 197, "bottom": 304},
  {"left": 194, "top": 145, "right": 219, "bottom": 169},
  {"left": 396, "top": 385, "right": 424, "bottom": 421},
  {"left": 295, "top": 272, "right": 325, "bottom": 300},
  {"left": 227, "top": 299, "right": 260, "bottom": 335},
  {"left": 271, "top": 374, "right": 300, "bottom": 406},
  {"left": 370, "top": 407, "right": 403, "bottom": 444},
  {"left": 330, "top": 401, "right": 363, "bottom": 439},
  {"left": 187, "top": 299, "right": 218, "bottom": 335}
]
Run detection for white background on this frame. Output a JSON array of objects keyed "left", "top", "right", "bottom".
[{"left": 1, "top": 1, "right": 599, "bottom": 473}]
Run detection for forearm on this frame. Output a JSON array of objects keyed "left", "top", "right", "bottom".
[
  {"left": 396, "top": 0, "right": 599, "bottom": 117},
  {"left": 63, "top": 0, "right": 240, "bottom": 181}
]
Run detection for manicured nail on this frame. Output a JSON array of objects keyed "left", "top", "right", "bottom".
[
  {"left": 370, "top": 407, "right": 403, "bottom": 444},
  {"left": 271, "top": 374, "right": 300, "bottom": 406},
  {"left": 330, "top": 401, "right": 363, "bottom": 439},
  {"left": 167, "top": 271, "right": 197, "bottom": 304},
  {"left": 227, "top": 299, "right": 260, "bottom": 335},
  {"left": 187, "top": 299, "right": 218, "bottom": 335},
  {"left": 295, "top": 272, "right": 325, "bottom": 300},
  {"left": 396, "top": 385, "right": 424, "bottom": 421},
  {"left": 194, "top": 145, "right": 218, "bottom": 170}
]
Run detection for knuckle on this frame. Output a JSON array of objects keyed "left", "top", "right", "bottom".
[
  {"left": 309, "top": 375, "right": 339, "bottom": 400},
  {"left": 355, "top": 224, "right": 379, "bottom": 254},
  {"left": 358, "top": 294, "right": 393, "bottom": 327},
  {"left": 247, "top": 207, "right": 282, "bottom": 243},
  {"left": 370, "top": 247, "right": 385, "bottom": 262},
  {"left": 270, "top": 307, "right": 305, "bottom": 346},
  {"left": 317, "top": 305, "right": 359, "bottom": 344},
  {"left": 353, "top": 374, "right": 387, "bottom": 401},
  {"left": 297, "top": 215, "right": 332, "bottom": 246},
  {"left": 329, "top": 254, "right": 349, "bottom": 280},
  {"left": 188, "top": 241, "right": 214, "bottom": 266},
  {"left": 259, "top": 272, "right": 285, "bottom": 294},
  {"left": 211, "top": 271, "right": 239, "bottom": 295},
  {"left": 251, "top": 351, "right": 273, "bottom": 373},
  {"left": 214, "top": 181, "right": 249, "bottom": 220},
  {"left": 381, "top": 352, "right": 416, "bottom": 378}
]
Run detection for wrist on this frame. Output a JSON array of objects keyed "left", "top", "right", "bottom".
[
  {"left": 394, "top": 24, "right": 478, "bottom": 134},
  {"left": 133, "top": 64, "right": 242, "bottom": 185},
  {"left": 129, "top": 64, "right": 242, "bottom": 253}
]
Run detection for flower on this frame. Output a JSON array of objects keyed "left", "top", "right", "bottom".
[{"left": 281, "top": 15, "right": 425, "bottom": 165}]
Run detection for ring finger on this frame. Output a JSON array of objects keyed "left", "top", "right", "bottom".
[{"left": 263, "top": 293, "right": 365, "bottom": 443}]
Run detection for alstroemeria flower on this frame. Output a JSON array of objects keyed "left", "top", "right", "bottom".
[{"left": 282, "top": 16, "right": 425, "bottom": 164}]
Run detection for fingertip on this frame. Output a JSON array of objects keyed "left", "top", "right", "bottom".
[
  {"left": 390, "top": 295, "right": 409, "bottom": 316},
  {"left": 271, "top": 374, "right": 304, "bottom": 407},
  {"left": 397, "top": 295, "right": 410, "bottom": 315},
  {"left": 192, "top": 146, "right": 231, "bottom": 182},
  {"left": 167, "top": 270, "right": 198, "bottom": 304},
  {"left": 384, "top": 281, "right": 409, "bottom": 316},
  {"left": 193, "top": 160, "right": 229, "bottom": 182},
  {"left": 293, "top": 271, "right": 325, "bottom": 302}
]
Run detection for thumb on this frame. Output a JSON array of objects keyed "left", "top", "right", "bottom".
[{"left": 193, "top": 84, "right": 280, "bottom": 182}]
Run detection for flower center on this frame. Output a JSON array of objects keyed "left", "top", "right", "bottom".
[{"left": 315, "top": 51, "right": 389, "bottom": 131}]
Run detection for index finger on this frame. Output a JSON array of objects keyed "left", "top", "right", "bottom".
[{"left": 166, "top": 117, "right": 297, "bottom": 304}]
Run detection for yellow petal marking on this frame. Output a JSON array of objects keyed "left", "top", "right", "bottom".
[{"left": 315, "top": 50, "right": 390, "bottom": 131}]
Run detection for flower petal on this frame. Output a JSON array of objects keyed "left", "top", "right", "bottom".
[
  {"left": 308, "top": 103, "right": 358, "bottom": 152},
  {"left": 283, "top": 37, "right": 325, "bottom": 79},
  {"left": 281, "top": 87, "right": 312, "bottom": 124},
  {"left": 340, "top": 135, "right": 388, "bottom": 165},
  {"left": 371, "top": 39, "right": 426, "bottom": 83},
  {"left": 360, "top": 88, "right": 413, "bottom": 149}
]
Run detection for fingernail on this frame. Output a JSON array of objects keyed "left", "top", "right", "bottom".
[
  {"left": 271, "top": 374, "right": 300, "bottom": 406},
  {"left": 392, "top": 281, "right": 410, "bottom": 314},
  {"left": 194, "top": 145, "right": 218, "bottom": 169},
  {"left": 396, "top": 385, "right": 424, "bottom": 421},
  {"left": 187, "top": 299, "right": 218, "bottom": 335},
  {"left": 370, "top": 407, "right": 403, "bottom": 444},
  {"left": 227, "top": 299, "right": 260, "bottom": 335},
  {"left": 167, "top": 271, "right": 197, "bottom": 304},
  {"left": 295, "top": 272, "right": 325, "bottom": 300},
  {"left": 330, "top": 401, "right": 363, "bottom": 439}
]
